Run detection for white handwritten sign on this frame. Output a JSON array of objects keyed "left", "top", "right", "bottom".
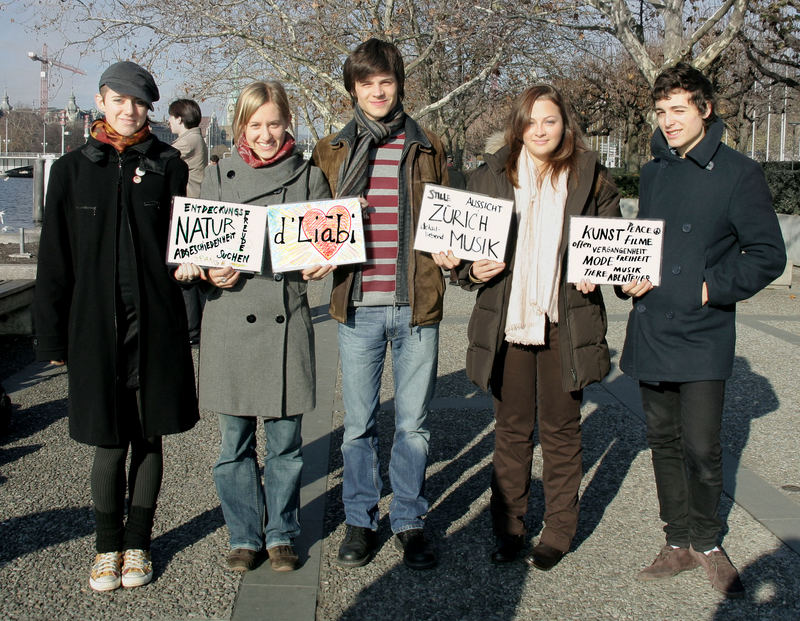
[
  {"left": 567, "top": 216, "right": 664, "bottom": 286},
  {"left": 413, "top": 184, "right": 513, "bottom": 262},
  {"left": 167, "top": 197, "right": 268, "bottom": 272},
  {"left": 267, "top": 197, "right": 366, "bottom": 272}
]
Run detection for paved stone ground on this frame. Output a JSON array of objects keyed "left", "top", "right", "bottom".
[
  {"left": 314, "top": 273, "right": 800, "bottom": 621},
  {"left": 1, "top": 269, "right": 798, "bottom": 620}
]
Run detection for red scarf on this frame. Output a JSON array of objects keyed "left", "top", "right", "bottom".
[
  {"left": 236, "top": 133, "right": 296, "bottom": 168},
  {"left": 90, "top": 119, "right": 150, "bottom": 152}
]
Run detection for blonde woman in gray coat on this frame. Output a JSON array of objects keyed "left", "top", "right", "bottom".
[{"left": 175, "top": 81, "right": 332, "bottom": 573}]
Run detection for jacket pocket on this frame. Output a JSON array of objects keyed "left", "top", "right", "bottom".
[{"left": 76, "top": 205, "right": 96, "bottom": 215}]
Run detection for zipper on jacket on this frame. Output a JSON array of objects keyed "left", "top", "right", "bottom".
[
  {"left": 560, "top": 276, "right": 578, "bottom": 387},
  {"left": 112, "top": 154, "right": 123, "bottom": 423},
  {"left": 405, "top": 144, "right": 418, "bottom": 325}
]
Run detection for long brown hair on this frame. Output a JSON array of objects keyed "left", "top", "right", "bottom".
[{"left": 504, "top": 84, "right": 586, "bottom": 188}]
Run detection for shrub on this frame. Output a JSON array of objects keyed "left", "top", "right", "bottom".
[
  {"left": 610, "top": 171, "right": 639, "bottom": 198},
  {"left": 762, "top": 163, "right": 800, "bottom": 216},
  {"left": 609, "top": 163, "right": 800, "bottom": 213}
]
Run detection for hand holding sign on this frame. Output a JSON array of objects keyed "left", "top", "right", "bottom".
[
  {"left": 469, "top": 259, "right": 506, "bottom": 283},
  {"left": 620, "top": 278, "right": 654, "bottom": 298}
]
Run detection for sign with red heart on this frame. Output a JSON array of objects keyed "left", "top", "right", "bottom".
[{"left": 268, "top": 197, "right": 366, "bottom": 272}]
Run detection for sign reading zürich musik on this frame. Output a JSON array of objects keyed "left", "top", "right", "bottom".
[{"left": 413, "top": 184, "right": 513, "bottom": 262}]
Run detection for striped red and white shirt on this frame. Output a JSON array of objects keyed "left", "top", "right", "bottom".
[{"left": 359, "top": 132, "right": 405, "bottom": 302}]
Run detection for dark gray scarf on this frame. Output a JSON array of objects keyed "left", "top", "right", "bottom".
[{"left": 336, "top": 102, "right": 406, "bottom": 198}]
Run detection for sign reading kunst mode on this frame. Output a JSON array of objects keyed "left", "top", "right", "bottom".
[
  {"left": 566, "top": 216, "right": 665, "bottom": 286},
  {"left": 413, "top": 184, "right": 513, "bottom": 262},
  {"left": 167, "top": 197, "right": 269, "bottom": 272},
  {"left": 267, "top": 197, "right": 366, "bottom": 272}
]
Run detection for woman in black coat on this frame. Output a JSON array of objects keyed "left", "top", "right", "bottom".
[
  {"left": 460, "top": 85, "right": 619, "bottom": 570},
  {"left": 33, "top": 62, "right": 198, "bottom": 592}
]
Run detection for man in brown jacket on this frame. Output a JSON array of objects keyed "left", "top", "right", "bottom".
[{"left": 312, "top": 38, "right": 456, "bottom": 570}]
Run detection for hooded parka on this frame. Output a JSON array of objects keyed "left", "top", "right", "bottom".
[
  {"left": 33, "top": 135, "right": 199, "bottom": 446},
  {"left": 197, "top": 148, "right": 331, "bottom": 417},
  {"left": 459, "top": 146, "right": 620, "bottom": 393},
  {"left": 620, "top": 119, "right": 786, "bottom": 382}
]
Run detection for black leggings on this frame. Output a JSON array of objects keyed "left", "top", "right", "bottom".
[{"left": 91, "top": 392, "right": 163, "bottom": 553}]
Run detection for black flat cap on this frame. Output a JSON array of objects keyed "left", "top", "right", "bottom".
[{"left": 99, "top": 61, "right": 159, "bottom": 110}]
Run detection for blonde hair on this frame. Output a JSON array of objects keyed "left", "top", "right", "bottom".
[{"left": 232, "top": 81, "right": 292, "bottom": 143}]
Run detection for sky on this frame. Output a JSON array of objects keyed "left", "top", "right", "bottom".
[{"left": 0, "top": 4, "right": 224, "bottom": 120}]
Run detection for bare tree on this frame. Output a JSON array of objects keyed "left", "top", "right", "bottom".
[
  {"left": 548, "top": 1, "right": 749, "bottom": 85},
  {"left": 22, "top": 0, "right": 558, "bottom": 141}
]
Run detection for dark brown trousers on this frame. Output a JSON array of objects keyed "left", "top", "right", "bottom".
[{"left": 489, "top": 322, "right": 583, "bottom": 553}]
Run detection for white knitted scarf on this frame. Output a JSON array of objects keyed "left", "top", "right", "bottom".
[{"left": 505, "top": 148, "right": 568, "bottom": 346}]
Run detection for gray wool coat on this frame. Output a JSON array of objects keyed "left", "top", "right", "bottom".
[{"left": 197, "top": 148, "right": 330, "bottom": 417}]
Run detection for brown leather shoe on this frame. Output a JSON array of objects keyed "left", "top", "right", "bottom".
[
  {"left": 523, "top": 542, "right": 565, "bottom": 571},
  {"left": 637, "top": 545, "right": 699, "bottom": 581},
  {"left": 692, "top": 547, "right": 745, "bottom": 598},
  {"left": 226, "top": 548, "right": 261, "bottom": 572},
  {"left": 268, "top": 544, "right": 299, "bottom": 572}
]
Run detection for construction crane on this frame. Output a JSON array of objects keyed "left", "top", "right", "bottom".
[{"left": 27, "top": 44, "right": 86, "bottom": 117}]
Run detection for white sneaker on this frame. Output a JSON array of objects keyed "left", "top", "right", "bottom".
[
  {"left": 89, "top": 551, "right": 122, "bottom": 592},
  {"left": 121, "top": 549, "right": 153, "bottom": 588}
]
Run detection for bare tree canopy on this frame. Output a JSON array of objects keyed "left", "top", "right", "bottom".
[{"left": 9, "top": 0, "right": 799, "bottom": 167}]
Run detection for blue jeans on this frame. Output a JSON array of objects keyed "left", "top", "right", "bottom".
[
  {"left": 338, "top": 305, "right": 438, "bottom": 533},
  {"left": 213, "top": 413, "right": 303, "bottom": 550}
]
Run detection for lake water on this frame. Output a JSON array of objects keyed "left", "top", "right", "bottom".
[{"left": 0, "top": 178, "right": 35, "bottom": 230}]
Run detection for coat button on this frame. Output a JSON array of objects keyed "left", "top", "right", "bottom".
[
  {"left": 246, "top": 314, "right": 256, "bottom": 323},
  {"left": 665, "top": 311, "right": 674, "bottom": 320},
  {"left": 274, "top": 273, "right": 283, "bottom": 282},
  {"left": 636, "top": 304, "right": 647, "bottom": 313},
  {"left": 227, "top": 170, "right": 236, "bottom": 179},
  {"left": 275, "top": 315, "right": 285, "bottom": 324},
  {"left": 682, "top": 223, "right": 692, "bottom": 233},
  {"left": 672, "top": 265, "right": 681, "bottom": 275}
]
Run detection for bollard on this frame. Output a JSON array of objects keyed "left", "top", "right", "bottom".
[{"left": 32, "top": 159, "right": 45, "bottom": 224}]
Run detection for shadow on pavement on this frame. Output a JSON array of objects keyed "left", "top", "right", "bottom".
[
  {"left": 712, "top": 539, "right": 800, "bottom": 620},
  {"left": 720, "top": 356, "right": 780, "bottom": 530},
  {"left": 324, "top": 365, "right": 650, "bottom": 619},
  {"left": 151, "top": 505, "right": 225, "bottom": 579},
  {"left": 0, "top": 398, "right": 68, "bottom": 445},
  {"left": 0, "top": 506, "right": 94, "bottom": 568}
]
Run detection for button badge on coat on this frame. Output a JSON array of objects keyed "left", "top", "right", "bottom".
[
  {"left": 275, "top": 315, "right": 285, "bottom": 324},
  {"left": 246, "top": 314, "right": 257, "bottom": 323}
]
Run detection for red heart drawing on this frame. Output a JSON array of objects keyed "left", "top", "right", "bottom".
[{"left": 301, "top": 204, "right": 352, "bottom": 260}]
